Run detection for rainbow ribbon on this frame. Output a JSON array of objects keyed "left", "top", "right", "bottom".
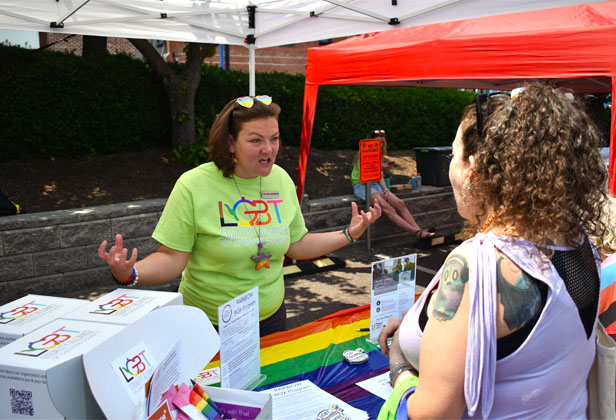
[
  {"left": 192, "top": 383, "right": 224, "bottom": 418},
  {"left": 189, "top": 386, "right": 223, "bottom": 420}
]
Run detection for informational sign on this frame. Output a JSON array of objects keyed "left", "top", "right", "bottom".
[
  {"left": 359, "top": 139, "right": 382, "bottom": 183},
  {"left": 369, "top": 254, "right": 417, "bottom": 342},
  {"left": 218, "top": 286, "right": 261, "bottom": 390}
]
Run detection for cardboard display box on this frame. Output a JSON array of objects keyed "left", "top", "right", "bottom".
[
  {"left": 60, "top": 288, "right": 182, "bottom": 326},
  {"left": 0, "top": 319, "right": 124, "bottom": 419},
  {"left": 83, "top": 305, "right": 272, "bottom": 419},
  {"left": 0, "top": 295, "right": 87, "bottom": 348}
]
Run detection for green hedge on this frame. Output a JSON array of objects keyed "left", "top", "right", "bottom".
[
  {"left": 195, "top": 68, "right": 474, "bottom": 151},
  {"left": 311, "top": 85, "right": 475, "bottom": 150},
  {"left": 0, "top": 43, "right": 478, "bottom": 161},
  {"left": 0, "top": 45, "right": 169, "bottom": 160}
]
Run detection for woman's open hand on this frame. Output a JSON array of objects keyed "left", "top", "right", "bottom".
[
  {"left": 97, "top": 233, "right": 138, "bottom": 282},
  {"left": 348, "top": 200, "right": 382, "bottom": 240}
]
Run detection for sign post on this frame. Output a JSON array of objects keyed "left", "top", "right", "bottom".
[{"left": 359, "top": 139, "right": 382, "bottom": 252}]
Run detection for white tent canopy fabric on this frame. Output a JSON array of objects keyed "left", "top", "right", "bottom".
[{"left": 0, "top": 0, "right": 609, "bottom": 94}]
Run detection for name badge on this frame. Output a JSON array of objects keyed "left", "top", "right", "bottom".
[{"left": 262, "top": 191, "right": 280, "bottom": 199}]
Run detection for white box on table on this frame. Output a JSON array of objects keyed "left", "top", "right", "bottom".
[
  {"left": 59, "top": 288, "right": 182, "bottom": 326},
  {"left": 83, "top": 305, "right": 272, "bottom": 419},
  {"left": 0, "top": 319, "right": 123, "bottom": 419},
  {"left": 0, "top": 295, "right": 87, "bottom": 348}
]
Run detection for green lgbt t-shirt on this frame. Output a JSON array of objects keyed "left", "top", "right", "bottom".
[
  {"left": 152, "top": 162, "right": 308, "bottom": 324},
  {"left": 351, "top": 160, "right": 361, "bottom": 186}
]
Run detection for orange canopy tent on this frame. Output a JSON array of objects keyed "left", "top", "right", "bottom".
[{"left": 297, "top": 1, "right": 616, "bottom": 199}]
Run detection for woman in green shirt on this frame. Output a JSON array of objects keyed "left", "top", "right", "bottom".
[{"left": 98, "top": 95, "right": 381, "bottom": 336}]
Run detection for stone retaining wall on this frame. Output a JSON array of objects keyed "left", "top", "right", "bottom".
[{"left": 0, "top": 185, "right": 463, "bottom": 305}]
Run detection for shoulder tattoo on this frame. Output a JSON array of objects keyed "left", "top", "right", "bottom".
[
  {"left": 433, "top": 253, "right": 469, "bottom": 321},
  {"left": 496, "top": 255, "right": 542, "bottom": 331}
]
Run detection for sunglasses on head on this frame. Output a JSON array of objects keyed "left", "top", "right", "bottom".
[
  {"left": 235, "top": 95, "right": 273, "bottom": 108},
  {"left": 474, "top": 88, "right": 528, "bottom": 137},
  {"left": 372, "top": 129, "right": 385, "bottom": 136},
  {"left": 474, "top": 92, "right": 510, "bottom": 138}
]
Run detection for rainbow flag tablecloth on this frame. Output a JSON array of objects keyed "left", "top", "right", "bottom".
[{"left": 206, "top": 305, "right": 389, "bottom": 418}]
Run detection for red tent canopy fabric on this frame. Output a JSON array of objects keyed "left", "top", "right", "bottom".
[{"left": 298, "top": 1, "right": 616, "bottom": 200}]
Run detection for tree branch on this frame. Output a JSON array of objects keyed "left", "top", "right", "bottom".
[{"left": 128, "top": 38, "right": 173, "bottom": 81}]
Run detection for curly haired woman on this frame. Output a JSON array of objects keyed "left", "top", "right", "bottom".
[
  {"left": 592, "top": 196, "right": 616, "bottom": 340},
  {"left": 378, "top": 84, "right": 609, "bottom": 419}
]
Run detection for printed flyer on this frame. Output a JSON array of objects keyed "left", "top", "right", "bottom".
[{"left": 369, "top": 254, "right": 417, "bottom": 341}]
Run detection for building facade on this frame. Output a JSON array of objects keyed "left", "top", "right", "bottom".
[{"left": 38, "top": 33, "right": 338, "bottom": 76}]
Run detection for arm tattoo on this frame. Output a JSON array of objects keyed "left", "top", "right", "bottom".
[
  {"left": 496, "top": 255, "right": 542, "bottom": 331},
  {"left": 433, "top": 253, "right": 469, "bottom": 321}
]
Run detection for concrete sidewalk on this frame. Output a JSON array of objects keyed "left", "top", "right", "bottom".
[{"left": 283, "top": 237, "right": 457, "bottom": 329}]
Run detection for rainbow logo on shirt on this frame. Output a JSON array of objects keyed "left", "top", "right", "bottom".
[{"left": 218, "top": 198, "right": 283, "bottom": 227}]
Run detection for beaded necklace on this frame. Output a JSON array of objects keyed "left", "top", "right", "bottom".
[
  {"left": 478, "top": 214, "right": 496, "bottom": 233},
  {"left": 231, "top": 175, "right": 272, "bottom": 270}
]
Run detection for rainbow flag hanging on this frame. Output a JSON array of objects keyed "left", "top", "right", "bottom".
[{"left": 204, "top": 305, "right": 389, "bottom": 419}]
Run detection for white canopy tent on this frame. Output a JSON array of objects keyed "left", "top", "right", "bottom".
[{"left": 0, "top": 0, "right": 608, "bottom": 94}]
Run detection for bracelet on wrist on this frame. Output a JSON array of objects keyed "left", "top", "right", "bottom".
[
  {"left": 343, "top": 226, "right": 357, "bottom": 243},
  {"left": 389, "top": 362, "right": 415, "bottom": 387},
  {"left": 112, "top": 266, "right": 139, "bottom": 287}
]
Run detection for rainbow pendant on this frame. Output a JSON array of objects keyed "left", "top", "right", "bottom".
[{"left": 251, "top": 242, "right": 272, "bottom": 270}]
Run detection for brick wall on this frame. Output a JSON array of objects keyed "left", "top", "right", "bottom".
[
  {"left": 40, "top": 33, "right": 139, "bottom": 57},
  {"left": 38, "top": 34, "right": 342, "bottom": 75},
  {"left": 0, "top": 186, "right": 462, "bottom": 305}
]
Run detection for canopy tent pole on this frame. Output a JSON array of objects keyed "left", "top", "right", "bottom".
[
  {"left": 297, "top": 83, "right": 319, "bottom": 203},
  {"left": 247, "top": 5, "right": 256, "bottom": 96},
  {"left": 249, "top": 44, "right": 256, "bottom": 96},
  {"left": 610, "top": 77, "right": 615, "bottom": 197}
]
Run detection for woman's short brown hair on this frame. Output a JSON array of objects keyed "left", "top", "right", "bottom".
[
  {"left": 207, "top": 96, "right": 281, "bottom": 177},
  {"left": 460, "top": 83, "right": 609, "bottom": 249}
]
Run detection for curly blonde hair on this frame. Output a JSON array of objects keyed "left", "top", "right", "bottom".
[
  {"left": 459, "top": 83, "right": 609, "bottom": 250},
  {"left": 591, "top": 195, "right": 616, "bottom": 260}
]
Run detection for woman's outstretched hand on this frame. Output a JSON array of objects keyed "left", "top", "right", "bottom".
[
  {"left": 348, "top": 199, "right": 382, "bottom": 239},
  {"left": 97, "top": 233, "right": 138, "bottom": 282}
]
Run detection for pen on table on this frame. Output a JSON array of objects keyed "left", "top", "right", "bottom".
[{"left": 356, "top": 328, "right": 370, "bottom": 332}]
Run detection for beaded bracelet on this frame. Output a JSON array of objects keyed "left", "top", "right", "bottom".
[
  {"left": 112, "top": 267, "right": 139, "bottom": 287},
  {"left": 343, "top": 226, "right": 357, "bottom": 243}
]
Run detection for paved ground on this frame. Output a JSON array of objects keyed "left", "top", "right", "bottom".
[
  {"left": 283, "top": 238, "right": 457, "bottom": 329},
  {"left": 67, "top": 236, "right": 459, "bottom": 330}
]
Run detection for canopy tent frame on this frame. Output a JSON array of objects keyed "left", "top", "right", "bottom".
[
  {"left": 0, "top": 0, "right": 608, "bottom": 95},
  {"left": 297, "top": 1, "right": 616, "bottom": 200}
]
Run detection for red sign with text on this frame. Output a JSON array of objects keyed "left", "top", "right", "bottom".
[{"left": 359, "top": 139, "right": 382, "bottom": 183}]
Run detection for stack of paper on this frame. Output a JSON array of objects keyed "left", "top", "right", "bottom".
[{"left": 262, "top": 380, "right": 368, "bottom": 420}]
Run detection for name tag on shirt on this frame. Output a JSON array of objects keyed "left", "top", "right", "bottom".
[{"left": 262, "top": 191, "right": 280, "bottom": 199}]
